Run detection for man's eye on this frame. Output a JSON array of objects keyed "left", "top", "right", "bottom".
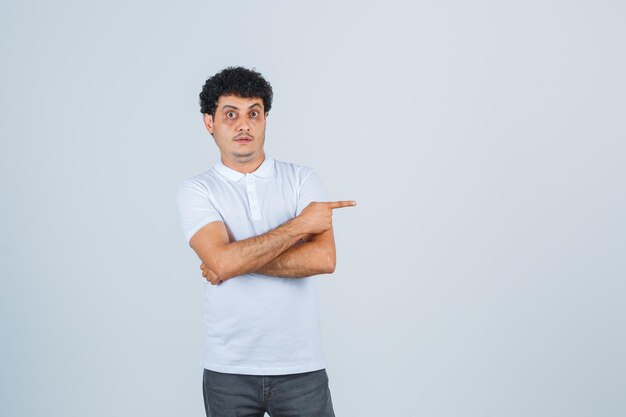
[
  {"left": 226, "top": 112, "right": 236, "bottom": 118},
  {"left": 250, "top": 111, "right": 259, "bottom": 118}
]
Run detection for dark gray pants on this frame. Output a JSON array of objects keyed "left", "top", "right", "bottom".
[{"left": 202, "top": 368, "right": 336, "bottom": 417}]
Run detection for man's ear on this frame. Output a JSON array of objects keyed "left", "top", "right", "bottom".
[{"left": 203, "top": 113, "right": 214, "bottom": 135}]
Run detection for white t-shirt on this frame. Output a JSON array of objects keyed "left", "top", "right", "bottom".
[{"left": 176, "top": 154, "right": 327, "bottom": 375}]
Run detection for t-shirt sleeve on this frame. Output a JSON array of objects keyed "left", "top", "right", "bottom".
[
  {"left": 295, "top": 168, "right": 327, "bottom": 216},
  {"left": 176, "top": 179, "right": 223, "bottom": 244}
]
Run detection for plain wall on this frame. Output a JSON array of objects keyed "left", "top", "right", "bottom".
[{"left": 1, "top": 1, "right": 625, "bottom": 416}]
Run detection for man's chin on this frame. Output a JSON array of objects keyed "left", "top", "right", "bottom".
[{"left": 233, "top": 151, "right": 255, "bottom": 159}]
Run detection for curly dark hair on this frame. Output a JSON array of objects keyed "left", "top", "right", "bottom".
[{"left": 199, "top": 66, "right": 273, "bottom": 116}]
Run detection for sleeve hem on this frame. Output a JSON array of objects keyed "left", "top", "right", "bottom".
[{"left": 185, "top": 216, "right": 223, "bottom": 244}]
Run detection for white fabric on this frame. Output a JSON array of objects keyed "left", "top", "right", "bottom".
[{"left": 176, "top": 154, "right": 327, "bottom": 375}]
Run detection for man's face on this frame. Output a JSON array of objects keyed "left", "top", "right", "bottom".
[{"left": 204, "top": 95, "right": 267, "bottom": 166}]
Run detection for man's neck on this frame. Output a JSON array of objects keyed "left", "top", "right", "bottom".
[{"left": 221, "top": 152, "right": 265, "bottom": 174}]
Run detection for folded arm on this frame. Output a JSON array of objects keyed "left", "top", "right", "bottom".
[
  {"left": 253, "top": 228, "right": 336, "bottom": 277},
  {"left": 190, "top": 216, "right": 308, "bottom": 282},
  {"left": 192, "top": 201, "right": 354, "bottom": 284}
]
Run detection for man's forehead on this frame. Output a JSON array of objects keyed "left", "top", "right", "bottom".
[{"left": 217, "top": 95, "right": 264, "bottom": 109}]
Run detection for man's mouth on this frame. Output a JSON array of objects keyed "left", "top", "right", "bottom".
[{"left": 235, "top": 136, "right": 252, "bottom": 143}]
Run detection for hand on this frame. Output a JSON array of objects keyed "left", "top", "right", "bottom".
[
  {"left": 297, "top": 200, "right": 356, "bottom": 235},
  {"left": 200, "top": 262, "right": 222, "bottom": 285}
]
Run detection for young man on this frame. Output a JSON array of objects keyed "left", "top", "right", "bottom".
[{"left": 176, "top": 66, "right": 355, "bottom": 417}]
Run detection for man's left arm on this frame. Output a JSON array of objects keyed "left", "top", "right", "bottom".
[
  {"left": 253, "top": 227, "right": 336, "bottom": 277},
  {"left": 200, "top": 227, "right": 336, "bottom": 279},
  {"left": 200, "top": 167, "right": 341, "bottom": 280}
]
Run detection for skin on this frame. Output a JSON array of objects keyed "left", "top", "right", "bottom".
[
  {"left": 203, "top": 95, "right": 267, "bottom": 173},
  {"left": 193, "top": 94, "right": 356, "bottom": 285}
]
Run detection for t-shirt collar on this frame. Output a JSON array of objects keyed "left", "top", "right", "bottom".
[{"left": 214, "top": 154, "right": 275, "bottom": 182}]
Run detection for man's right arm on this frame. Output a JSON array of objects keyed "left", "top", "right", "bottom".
[
  {"left": 189, "top": 217, "right": 307, "bottom": 282},
  {"left": 189, "top": 201, "right": 355, "bottom": 282}
]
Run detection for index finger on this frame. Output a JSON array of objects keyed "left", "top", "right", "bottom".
[{"left": 327, "top": 200, "right": 357, "bottom": 209}]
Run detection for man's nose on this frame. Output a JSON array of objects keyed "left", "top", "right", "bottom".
[{"left": 236, "top": 117, "right": 252, "bottom": 131}]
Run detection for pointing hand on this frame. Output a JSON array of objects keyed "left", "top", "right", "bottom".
[{"left": 298, "top": 200, "right": 356, "bottom": 235}]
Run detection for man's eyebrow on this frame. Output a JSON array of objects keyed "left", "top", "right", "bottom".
[{"left": 220, "top": 102, "right": 262, "bottom": 111}]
